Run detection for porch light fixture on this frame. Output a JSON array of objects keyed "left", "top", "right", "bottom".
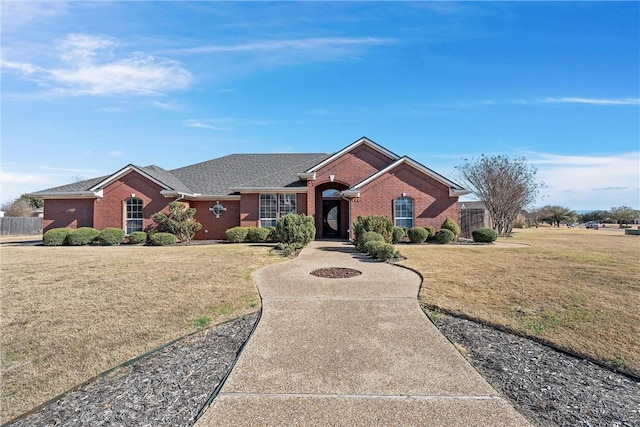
[{"left": 210, "top": 202, "right": 227, "bottom": 218}]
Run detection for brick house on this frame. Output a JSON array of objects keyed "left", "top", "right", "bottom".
[{"left": 32, "top": 137, "right": 469, "bottom": 240}]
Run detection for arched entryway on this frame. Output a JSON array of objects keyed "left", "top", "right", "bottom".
[{"left": 315, "top": 182, "right": 349, "bottom": 239}]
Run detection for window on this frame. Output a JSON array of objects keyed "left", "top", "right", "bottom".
[
  {"left": 125, "top": 198, "right": 144, "bottom": 234},
  {"left": 259, "top": 193, "right": 297, "bottom": 227},
  {"left": 394, "top": 196, "right": 414, "bottom": 228}
]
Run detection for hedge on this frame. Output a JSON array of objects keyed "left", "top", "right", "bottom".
[
  {"left": 150, "top": 232, "right": 177, "bottom": 246},
  {"left": 246, "top": 227, "right": 271, "bottom": 243},
  {"left": 43, "top": 228, "right": 73, "bottom": 246},
  {"left": 392, "top": 227, "right": 406, "bottom": 244},
  {"left": 353, "top": 215, "right": 393, "bottom": 250},
  {"left": 274, "top": 214, "right": 316, "bottom": 246},
  {"left": 441, "top": 217, "right": 461, "bottom": 239},
  {"left": 374, "top": 243, "right": 397, "bottom": 261},
  {"left": 66, "top": 227, "right": 100, "bottom": 246},
  {"left": 128, "top": 231, "right": 147, "bottom": 244},
  {"left": 472, "top": 227, "right": 498, "bottom": 243},
  {"left": 97, "top": 228, "right": 125, "bottom": 245},
  {"left": 225, "top": 227, "right": 249, "bottom": 243},
  {"left": 407, "top": 227, "right": 428, "bottom": 243},
  {"left": 435, "top": 228, "right": 455, "bottom": 244}
]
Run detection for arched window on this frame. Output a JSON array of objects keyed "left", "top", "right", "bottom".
[
  {"left": 125, "top": 198, "right": 144, "bottom": 234},
  {"left": 394, "top": 197, "right": 414, "bottom": 228}
]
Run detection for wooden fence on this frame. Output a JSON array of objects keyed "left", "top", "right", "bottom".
[
  {"left": 460, "top": 208, "right": 489, "bottom": 239},
  {"left": 0, "top": 217, "right": 43, "bottom": 236}
]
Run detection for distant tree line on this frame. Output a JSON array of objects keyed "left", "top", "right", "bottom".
[{"left": 526, "top": 205, "right": 639, "bottom": 227}]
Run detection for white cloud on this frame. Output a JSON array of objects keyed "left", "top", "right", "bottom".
[
  {"left": 168, "top": 37, "right": 394, "bottom": 55},
  {"left": 3, "top": 33, "right": 193, "bottom": 96},
  {"left": 109, "top": 150, "right": 124, "bottom": 157},
  {"left": 542, "top": 97, "right": 640, "bottom": 106},
  {"left": 0, "top": 1, "right": 69, "bottom": 29},
  {"left": 183, "top": 119, "right": 231, "bottom": 131},
  {"left": 528, "top": 152, "right": 640, "bottom": 210}
]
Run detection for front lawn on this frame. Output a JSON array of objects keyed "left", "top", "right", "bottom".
[
  {"left": 399, "top": 227, "right": 640, "bottom": 376},
  {"left": 0, "top": 243, "right": 283, "bottom": 423}
]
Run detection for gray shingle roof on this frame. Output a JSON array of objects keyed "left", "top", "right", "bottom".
[
  {"left": 32, "top": 153, "right": 330, "bottom": 197},
  {"left": 170, "top": 153, "right": 329, "bottom": 195}
]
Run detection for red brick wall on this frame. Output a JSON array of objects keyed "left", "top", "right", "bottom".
[
  {"left": 350, "top": 163, "right": 459, "bottom": 233},
  {"left": 93, "top": 171, "right": 169, "bottom": 232},
  {"left": 193, "top": 200, "right": 240, "bottom": 240},
  {"left": 314, "top": 144, "right": 395, "bottom": 187},
  {"left": 240, "top": 193, "right": 259, "bottom": 227},
  {"left": 43, "top": 199, "right": 94, "bottom": 231}
]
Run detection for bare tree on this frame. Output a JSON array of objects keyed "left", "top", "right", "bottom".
[
  {"left": 2, "top": 199, "right": 34, "bottom": 217},
  {"left": 457, "top": 155, "right": 541, "bottom": 236}
]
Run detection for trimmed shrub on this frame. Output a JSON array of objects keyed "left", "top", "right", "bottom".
[
  {"left": 128, "top": 231, "right": 147, "bottom": 244},
  {"left": 424, "top": 226, "right": 436, "bottom": 239},
  {"left": 435, "top": 228, "right": 455, "bottom": 244},
  {"left": 353, "top": 215, "right": 393, "bottom": 250},
  {"left": 364, "top": 240, "right": 385, "bottom": 257},
  {"left": 274, "top": 214, "right": 316, "bottom": 247},
  {"left": 43, "top": 227, "right": 73, "bottom": 246},
  {"left": 392, "top": 227, "right": 406, "bottom": 244},
  {"left": 441, "top": 217, "right": 461, "bottom": 239},
  {"left": 407, "top": 227, "right": 428, "bottom": 243},
  {"left": 472, "top": 227, "right": 498, "bottom": 243},
  {"left": 281, "top": 242, "right": 303, "bottom": 257},
  {"left": 375, "top": 243, "right": 397, "bottom": 261},
  {"left": 66, "top": 227, "right": 100, "bottom": 246},
  {"left": 97, "top": 228, "right": 125, "bottom": 246},
  {"left": 150, "top": 232, "right": 177, "bottom": 246},
  {"left": 225, "top": 226, "right": 249, "bottom": 243},
  {"left": 246, "top": 227, "right": 271, "bottom": 243},
  {"left": 150, "top": 201, "right": 202, "bottom": 243}
]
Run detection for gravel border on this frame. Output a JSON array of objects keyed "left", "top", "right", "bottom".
[
  {"left": 7, "top": 309, "right": 640, "bottom": 427},
  {"left": 427, "top": 310, "right": 640, "bottom": 426},
  {"left": 7, "top": 313, "right": 259, "bottom": 427}
]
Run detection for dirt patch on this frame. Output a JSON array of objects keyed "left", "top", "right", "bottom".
[{"left": 310, "top": 267, "right": 362, "bottom": 279}]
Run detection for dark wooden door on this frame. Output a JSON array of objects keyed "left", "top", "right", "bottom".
[{"left": 322, "top": 200, "right": 340, "bottom": 238}]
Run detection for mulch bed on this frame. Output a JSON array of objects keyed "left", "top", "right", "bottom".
[
  {"left": 427, "top": 310, "right": 640, "bottom": 426},
  {"left": 8, "top": 313, "right": 259, "bottom": 427},
  {"left": 9, "top": 309, "right": 640, "bottom": 426},
  {"left": 310, "top": 267, "right": 362, "bottom": 278}
]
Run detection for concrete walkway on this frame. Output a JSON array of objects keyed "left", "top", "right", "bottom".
[{"left": 196, "top": 241, "right": 530, "bottom": 426}]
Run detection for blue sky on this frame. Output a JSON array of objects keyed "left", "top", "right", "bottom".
[{"left": 2, "top": 1, "right": 638, "bottom": 211}]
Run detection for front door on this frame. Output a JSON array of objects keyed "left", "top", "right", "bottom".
[{"left": 322, "top": 200, "right": 340, "bottom": 238}]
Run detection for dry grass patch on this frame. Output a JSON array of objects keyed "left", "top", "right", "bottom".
[
  {"left": 0, "top": 243, "right": 283, "bottom": 422},
  {"left": 399, "top": 227, "right": 640, "bottom": 375}
]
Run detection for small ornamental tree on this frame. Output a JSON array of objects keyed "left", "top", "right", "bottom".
[
  {"left": 274, "top": 214, "right": 316, "bottom": 247},
  {"left": 151, "top": 202, "right": 202, "bottom": 243}
]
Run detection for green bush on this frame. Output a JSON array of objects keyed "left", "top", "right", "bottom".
[
  {"left": 150, "top": 232, "right": 177, "bottom": 246},
  {"left": 441, "top": 217, "right": 461, "bottom": 239},
  {"left": 407, "top": 227, "right": 428, "bottom": 243},
  {"left": 375, "top": 243, "right": 397, "bottom": 261},
  {"left": 225, "top": 226, "right": 249, "bottom": 243},
  {"left": 472, "top": 227, "right": 498, "bottom": 243},
  {"left": 66, "top": 227, "right": 100, "bottom": 246},
  {"left": 435, "top": 228, "right": 455, "bottom": 244},
  {"left": 43, "top": 227, "right": 73, "bottom": 246},
  {"left": 364, "top": 240, "right": 385, "bottom": 257},
  {"left": 246, "top": 227, "right": 271, "bottom": 243},
  {"left": 424, "top": 226, "right": 436, "bottom": 239},
  {"left": 128, "top": 231, "right": 147, "bottom": 244},
  {"left": 97, "top": 228, "right": 126, "bottom": 246},
  {"left": 353, "top": 215, "right": 393, "bottom": 250},
  {"left": 150, "top": 201, "right": 202, "bottom": 243},
  {"left": 281, "top": 242, "right": 303, "bottom": 257},
  {"left": 361, "top": 231, "right": 385, "bottom": 245},
  {"left": 274, "top": 214, "right": 316, "bottom": 247},
  {"left": 392, "top": 227, "right": 406, "bottom": 244}
]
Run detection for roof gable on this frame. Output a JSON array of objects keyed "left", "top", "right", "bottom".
[
  {"left": 304, "top": 137, "right": 399, "bottom": 173},
  {"left": 345, "top": 156, "right": 469, "bottom": 197},
  {"left": 87, "top": 164, "right": 194, "bottom": 195}
]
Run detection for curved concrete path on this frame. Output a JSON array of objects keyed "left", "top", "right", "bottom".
[{"left": 196, "top": 241, "right": 530, "bottom": 426}]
